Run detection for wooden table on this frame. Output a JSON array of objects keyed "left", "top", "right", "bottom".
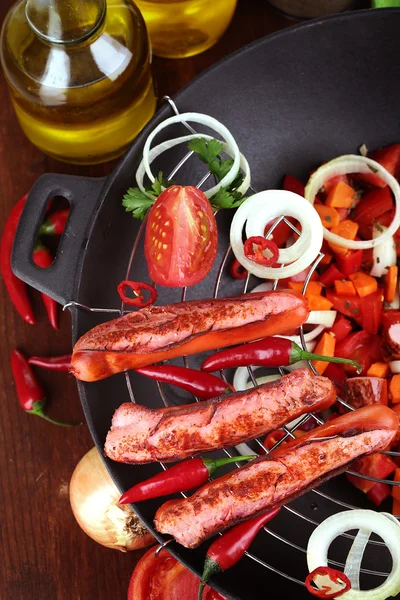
[{"left": 0, "top": 1, "right": 367, "bottom": 598}]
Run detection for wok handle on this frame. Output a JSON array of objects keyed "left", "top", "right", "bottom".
[{"left": 11, "top": 173, "right": 107, "bottom": 306}]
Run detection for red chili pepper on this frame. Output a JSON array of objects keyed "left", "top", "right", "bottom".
[
  {"left": 117, "top": 280, "right": 158, "bottom": 308},
  {"left": 39, "top": 208, "right": 70, "bottom": 236},
  {"left": 305, "top": 566, "right": 351, "bottom": 598},
  {"left": 201, "top": 336, "right": 361, "bottom": 373},
  {"left": 198, "top": 508, "right": 281, "bottom": 600},
  {"left": 119, "top": 454, "right": 256, "bottom": 504},
  {"left": 33, "top": 242, "right": 59, "bottom": 330},
  {"left": 135, "top": 365, "right": 233, "bottom": 400},
  {"left": 11, "top": 350, "right": 81, "bottom": 427},
  {"left": 243, "top": 236, "right": 279, "bottom": 266},
  {"left": 28, "top": 354, "right": 72, "bottom": 372},
  {"left": 0, "top": 193, "right": 35, "bottom": 324},
  {"left": 229, "top": 258, "right": 248, "bottom": 279}
]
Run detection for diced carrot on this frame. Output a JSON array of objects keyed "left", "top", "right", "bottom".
[
  {"left": 328, "top": 220, "right": 359, "bottom": 256},
  {"left": 307, "top": 295, "right": 334, "bottom": 311},
  {"left": 393, "top": 497, "right": 400, "bottom": 515},
  {"left": 311, "top": 332, "right": 335, "bottom": 375},
  {"left": 320, "top": 253, "right": 333, "bottom": 265},
  {"left": 325, "top": 181, "right": 356, "bottom": 208},
  {"left": 389, "top": 374, "right": 400, "bottom": 404},
  {"left": 393, "top": 468, "right": 400, "bottom": 502},
  {"left": 314, "top": 205, "right": 340, "bottom": 229},
  {"left": 348, "top": 271, "right": 378, "bottom": 298},
  {"left": 385, "top": 265, "right": 398, "bottom": 303},
  {"left": 288, "top": 281, "right": 323, "bottom": 296},
  {"left": 333, "top": 280, "right": 357, "bottom": 297},
  {"left": 367, "top": 362, "right": 390, "bottom": 378}
]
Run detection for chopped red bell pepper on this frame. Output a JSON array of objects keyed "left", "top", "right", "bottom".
[
  {"left": 324, "top": 174, "right": 349, "bottom": 192},
  {"left": 264, "top": 218, "right": 296, "bottom": 247},
  {"left": 367, "top": 482, "right": 391, "bottom": 506},
  {"left": 328, "top": 315, "right": 353, "bottom": 342},
  {"left": 357, "top": 144, "right": 400, "bottom": 188},
  {"left": 361, "top": 290, "right": 383, "bottom": 335},
  {"left": 346, "top": 453, "right": 397, "bottom": 493},
  {"left": 352, "top": 186, "right": 393, "bottom": 229},
  {"left": 335, "top": 331, "right": 382, "bottom": 375},
  {"left": 324, "top": 362, "right": 346, "bottom": 394},
  {"left": 319, "top": 264, "right": 346, "bottom": 288},
  {"left": 283, "top": 174, "right": 305, "bottom": 196},
  {"left": 326, "top": 290, "right": 363, "bottom": 325},
  {"left": 335, "top": 249, "right": 363, "bottom": 276}
]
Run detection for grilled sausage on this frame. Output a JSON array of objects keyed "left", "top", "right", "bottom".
[
  {"left": 71, "top": 290, "right": 309, "bottom": 382},
  {"left": 381, "top": 310, "right": 400, "bottom": 361},
  {"left": 104, "top": 369, "right": 335, "bottom": 463},
  {"left": 154, "top": 405, "right": 399, "bottom": 548},
  {"left": 345, "top": 377, "right": 388, "bottom": 408}
]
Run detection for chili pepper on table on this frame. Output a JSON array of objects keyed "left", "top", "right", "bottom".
[
  {"left": 33, "top": 242, "right": 59, "bottom": 330},
  {"left": 198, "top": 508, "right": 281, "bottom": 600},
  {"left": 118, "top": 455, "right": 256, "bottom": 504},
  {"left": 117, "top": 280, "right": 158, "bottom": 307},
  {"left": 243, "top": 236, "right": 279, "bottom": 266},
  {"left": 135, "top": 365, "right": 233, "bottom": 400},
  {"left": 305, "top": 566, "right": 351, "bottom": 598},
  {"left": 0, "top": 193, "right": 35, "bottom": 324},
  {"left": 11, "top": 350, "right": 81, "bottom": 427},
  {"left": 229, "top": 257, "right": 248, "bottom": 279},
  {"left": 39, "top": 208, "right": 70, "bottom": 236},
  {"left": 28, "top": 354, "right": 72, "bottom": 372},
  {"left": 201, "top": 336, "right": 361, "bottom": 373}
]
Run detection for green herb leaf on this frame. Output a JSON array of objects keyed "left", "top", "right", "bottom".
[
  {"left": 151, "top": 171, "right": 164, "bottom": 196},
  {"left": 122, "top": 188, "right": 156, "bottom": 220},
  {"left": 210, "top": 188, "right": 244, "bottom": 210},
  {"left": 188, "top": 138, "right": 224, "bottom": 166}
]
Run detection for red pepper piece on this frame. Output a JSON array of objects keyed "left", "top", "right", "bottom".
[
  {"left": 319, "top": 264, "right": 346, "bottom": 288},
  {"left": 352, "top": 187, "right": 393, "bottom": 239},
  {"left": 361, "top": 290, "right": 383, "bottom": 335},
  {"left": 33, "top": 242, "right": 59, "bottom": 330},
  {"left": 366, "top": 481, "right": 391, "bottom": 506},
  {"left": 198, "top": 508, "right": 281, "bottom": 599},
  {"left": 201, "top": 336, "right": 360, "bottom": 373},
  {"left": 305, "top": 566, "right": 351, "bottom": 598},
  {"left": 229, "top": 258, "right": 248, "bottom": 280},
  {"left": 119, "top": 454, "right": 256, "bottom": 504},
  {"left": 39, "top": 208, "right": 70, "bottom": 236},
  {"left": 324, "top": 363, "right": 346, "bottom": 395},
  {"left": 283, "top": 174, "right": 305, "bottom": 196},
  {"left": 11, "top": 350, "right": 81, "bottom": 427},
  {"left": 135, "top": 365, "right": 233, "bottom": 400},
  {"left": 328, "top": 315, "right": 353, "bottom": 343},
  {"left": 346, "top": 453, "right": 396, "bottom": 493},
  {"left": 243, "top": 236, "right": 279, "bottom": 266},
  {"left": 335, "top": 249, "right": 363, "bottom": 276},
  {"left": 117, "top": 280, "right": 158, "bottom": 308},
  {"left": 325, "top": 290, "right": 363, "bottom": 325},
  {"left": 357, "top": 144, "right": 400, "bottom": 188},
  {"left": 28, "top": 354, "right": 72, "bottom": 372},
  {"left": 0, "top": 193, "right": 35, "bottom": 324}
]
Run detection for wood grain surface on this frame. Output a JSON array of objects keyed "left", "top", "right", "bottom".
[{"left": 0, "top": 1, "right": 366, "bottom": 599}]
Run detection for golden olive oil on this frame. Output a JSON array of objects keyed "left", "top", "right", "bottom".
[
  {"left": 135, "top": 0, "right": 237, "bottom": 58},
  {"left": 1, "top": 0, "right": 156, "bottom": 164}
]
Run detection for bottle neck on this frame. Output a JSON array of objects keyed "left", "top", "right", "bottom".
[{"left": 25, "top": 0, "right": 107, "bottom": 44}]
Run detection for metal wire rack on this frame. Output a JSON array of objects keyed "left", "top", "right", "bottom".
[{"left": 65, "top": 97, "right": 400, "bottom": 590}]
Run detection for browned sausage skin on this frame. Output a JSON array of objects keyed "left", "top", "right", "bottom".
[
  {"left": 154, "top": 406, "right": 399, "bottom": 548},
  {"left": 104, "top": 369, "right": 335, "bottom": 463},
  {"left": 71, "top": 290, "right": 309, "bottom": 382}
]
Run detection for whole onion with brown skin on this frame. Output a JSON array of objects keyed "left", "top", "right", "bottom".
[{"left": 69, "top": 447, "right": 154, "bottom": 551}]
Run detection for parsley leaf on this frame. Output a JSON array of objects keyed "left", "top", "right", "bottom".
[
  {"left": 122, "top": 188, "right": 156, "bottom": 220},
  {"left": 188, "top": 138, "right": 224, "bottom": 165}
]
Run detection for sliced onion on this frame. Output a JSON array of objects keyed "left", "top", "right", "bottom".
[
  {"left": 230, "top": 190, "right": 323, "bottom": 279},
  {"left": 359, "top": 144, "right": 368, "bottom": 157},
  {"left": 137, "top": 112, "right": 251, "bottom": 199},
  {"left": 250, "top": 282, "right": 274, "bottom": 293},
  {"left": 235, "top": 442, "right": 257, "bottom": 456},
  {"left": 389, "top": 361, "right": 400, "bottom": 374},
  {"left": 370, "top": 224, "right": 396, "bottom": 278},
  {"left": 305, "top": 155, "right": 400, "bottom": 250},
  {"left": 306, "top": 311, "right": 337, "bottom": 328},
  {"left": 307, "top": 509, "right": 400, "bottom": 599},
  {"left": 233, "top": 365, "right": 280, "bottom": 392}
]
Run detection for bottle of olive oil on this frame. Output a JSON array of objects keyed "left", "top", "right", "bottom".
[
  {"left": 135, "top": 0, "right": 237, "bottom": 59},
  {"left": 0, "top": 0, "right": 156, "bottom": 164}
]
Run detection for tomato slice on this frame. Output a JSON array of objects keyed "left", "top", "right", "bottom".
[
  {"left": 128, "top": 547, "right": 227, "bottom": 600},
  {"left": 144, "top": 186, "right": 218, "bottom": 287}
]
